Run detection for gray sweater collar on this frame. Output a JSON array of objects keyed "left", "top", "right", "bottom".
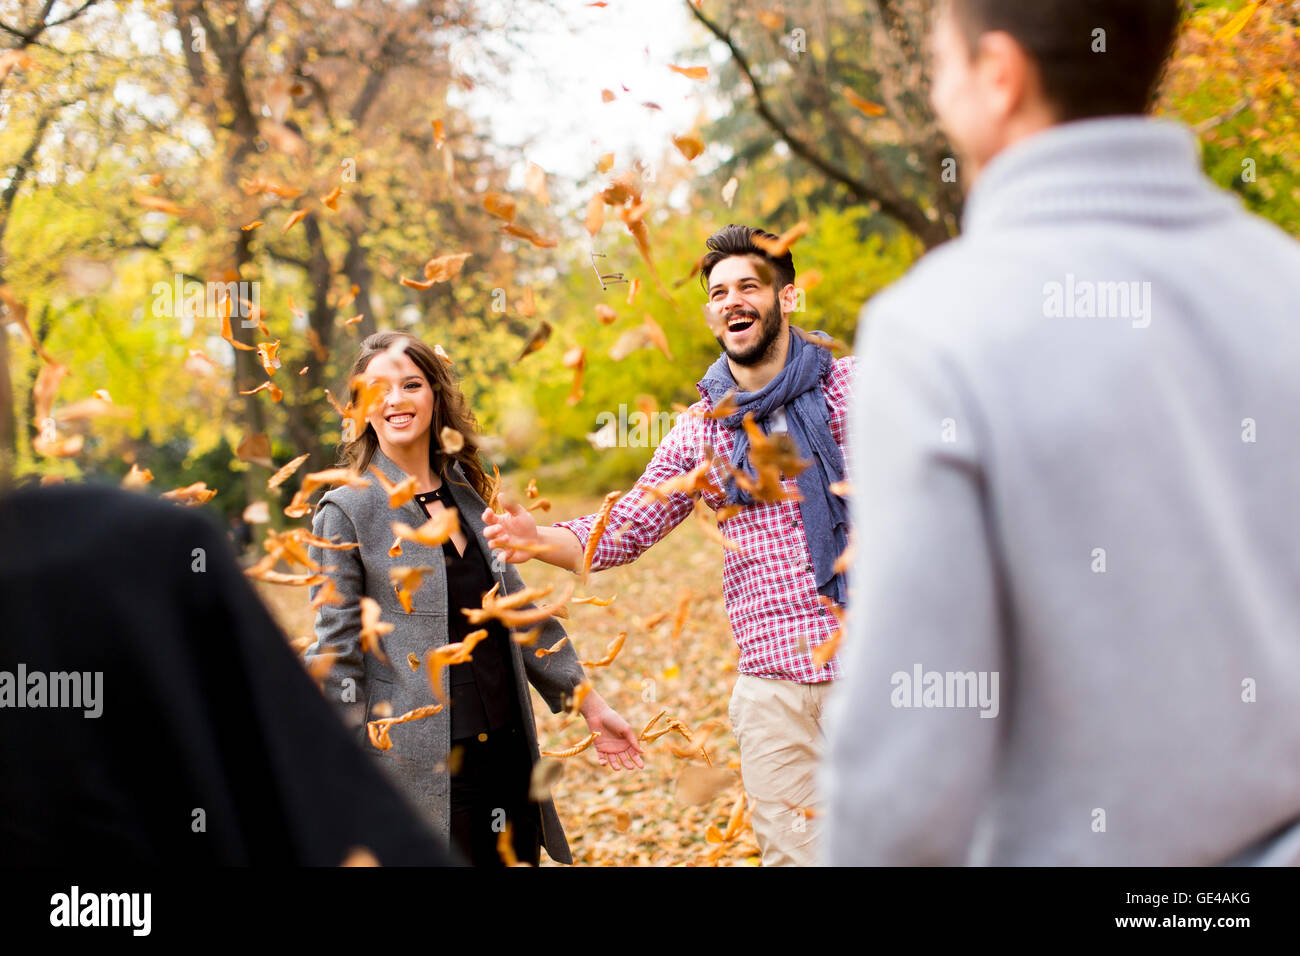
[{"left": 963, "top": 117, "right": 1240, "bottom": 234}]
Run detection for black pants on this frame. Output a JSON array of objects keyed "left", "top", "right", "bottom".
[{"left": 449, "top": 724, "right": 542, "bottom": 867}]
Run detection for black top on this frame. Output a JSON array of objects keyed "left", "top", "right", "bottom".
[
  {"left": 415, "top": 484, "right": 521, "bottom": 741},
  {"left": 0, "top": 483, "right": 456, "bottom": 866}
]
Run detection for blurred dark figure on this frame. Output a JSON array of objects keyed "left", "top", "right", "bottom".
[
  {"left": 825, "top": 0, "right": 1300, "bottom": 864},
  {"left": 0, "top": 482, "right": 457, "bottom": 866},
  {"left": 227, "top": 512, "right": 253, "bottom": 559}
]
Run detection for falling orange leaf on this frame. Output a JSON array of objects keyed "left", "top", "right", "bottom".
[
  {"left": 321, "top": 185, "right": 342, "bottom": 210},
  {"left": 242, "top": 220, "right": 264, "bottom": 231},
  {"left": 240, "top": 380, "right": 284, "bottom": 402},
  {"left": 563, "top": 346, "right": 585, "bottom": 406},
  {"left": 534, "top": 636, "right": 571, "bottom": 658},
  {"left": 541, "top": 731, "right": 599, "bottom": 758},
  {"left": 133, "top": 192, "right": 187, "bottom": 217},
  {"left": 517, "top": 284, "right": 537, "bottom": 318},
  {"left": 582, "top": 490, "right": 622, "bottom": 578},
  {"left": 515, "top": 320, "right": 552, "bottom": 363},
  {"left": 581, "top": 632, "right": 627, "bottom": 669},
  {"left": 843, "top": 88, "right": 887, "bottom": 117},
  {"left": 236, "top": 432, "right": 273, "bottom": 467},
  {"left": 268, "top": 453, "right": 310, "bottom": 490},
  {"left": 672, "top": 133, "right": 704, "bottom": 161},
  {"left": 751, "top": 221, "right": 810, "bottom": 257},
  {"left": 121, "top": 463, "right": 154, "bottom": 490},
  {"left": 391, "top": 509, "right": 460, "bottom": 551},
  {"left": 502, "top": 222, "right": 558, "bottom": 248},
  {"left": 1215, "top": 1, "right": 1261, "bottom": 41},
  {"left": 584, "top": 194, "right": 605, "bottom": 236},
  {"left": 440, "top": 426, "right": 465, "bottom": 454},
  {"left": 238, "top": 177, "right": 302, "bottom": 199},
  {"left": 369, "top": 466, "right": 417, "bottom": 508},
  {"left": 255, "top": 339, "right": 281, "bottom": 376},
  {"left": 642, "top": 313, "right": 674, "bottom": 360},
  {"left": 390, "top": 566, "right": 437, "bottom": 614},
  {"left": 359, "top": 596, "right": 393, "bottom": 662},
  {"left": 161, "top": 482, "right": 217, "bottom": 505},
  {"left": 218, "top": 293, "right": 257, "bottom": 353},
  {"left": 423, "top": 252, "right": 471, "bottom": 282},
  {"left": 483, "top": 191, "right": 517, "bottom": 222},
  {"left": 283, "top": 208, "right": 308, "bottom": 233},
  {"left": 368, "top": 703, "right": 443, "bottom": 750},
  {"left": 669, "top": 65, "right": 709, "bottom": 81}
]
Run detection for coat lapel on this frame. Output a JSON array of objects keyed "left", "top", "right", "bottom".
[{"left": 367, "top": 446, "right": 432, "bottom": 529}]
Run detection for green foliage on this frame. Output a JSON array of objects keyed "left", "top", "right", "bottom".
[
  {"left": 1157, "top": 1, "right": 1300, "bottom": 238},
  {"left": 504, "top": 205, "right": 918, "bottom": 492}
]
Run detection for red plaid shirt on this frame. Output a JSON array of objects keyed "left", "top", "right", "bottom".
[{"left": 556, "top": 355, "right": 855, "bottom": 683}]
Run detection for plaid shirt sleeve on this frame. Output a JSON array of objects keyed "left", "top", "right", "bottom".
[{"left": 554, "top": 408, "right": 705, "bottom": 571}]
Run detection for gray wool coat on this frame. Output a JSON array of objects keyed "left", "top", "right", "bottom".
[{"left": 304, "top": 447, "right": 586, "bottom": 864}]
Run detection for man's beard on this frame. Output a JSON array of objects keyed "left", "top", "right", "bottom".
[{"left": 715, "top": 299, "right": 784, "bottom": 367}]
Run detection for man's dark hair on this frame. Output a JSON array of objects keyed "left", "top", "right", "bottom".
[
  {"left": 700, "top": 224, "right": 796, "bottom": 293},
  {"left": 950, "top": 0, "right": 1183, "bottom": 122}
]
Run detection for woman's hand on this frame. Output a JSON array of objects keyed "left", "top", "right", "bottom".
[
  {"left": 481, "top": 503, "right": 540, "bottom": 564},
  {"left": 579, "top": 691, "right": 645, "bottom": 772}
]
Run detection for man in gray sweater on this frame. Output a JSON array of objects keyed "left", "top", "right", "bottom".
[{"left": 823, "top": 0, "right": 1300, "bottom": 865}]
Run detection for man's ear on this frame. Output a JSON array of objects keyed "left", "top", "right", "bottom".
[
  {"left": 976, "top": 30, "right": 1042, "bottom": 123},
  {"left": 778, "top": 283, "right": 800, "bottom": 316}
]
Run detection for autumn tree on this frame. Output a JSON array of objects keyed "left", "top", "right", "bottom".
[{"left": 686, "top": 0, "right": 962, "bottom": 249}]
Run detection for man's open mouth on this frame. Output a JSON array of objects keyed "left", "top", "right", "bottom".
[{"left": 727, "top": 314, "right": 756, "bottom": 333}]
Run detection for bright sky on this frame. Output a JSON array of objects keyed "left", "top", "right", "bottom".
[{"left": 450, "top": 0, "right": 710, "bottom": 195}]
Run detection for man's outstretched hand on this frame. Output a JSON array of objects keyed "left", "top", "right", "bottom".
[{"left": 482, "top": 503, "right": 540, "bottom": 564}]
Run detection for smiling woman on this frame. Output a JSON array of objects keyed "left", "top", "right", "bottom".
[{"left": 305, "top": 331, "right": 644, "bottom": 867}]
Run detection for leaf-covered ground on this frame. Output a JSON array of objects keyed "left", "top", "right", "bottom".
[{"left": 258, "top": 491, "right": 760, "bottom": 867}]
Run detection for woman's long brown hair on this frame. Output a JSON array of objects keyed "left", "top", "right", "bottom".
[{"left": 338, "top": 332, "right": 492, "bottom": 501}]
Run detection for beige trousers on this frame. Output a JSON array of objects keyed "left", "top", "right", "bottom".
[{"left": 728, "top": 674, "right": 830, "bottom": 867}]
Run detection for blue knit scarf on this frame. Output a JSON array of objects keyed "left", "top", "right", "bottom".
[{"left": 697, "top": 329, "right": 848, "bottom": 604}]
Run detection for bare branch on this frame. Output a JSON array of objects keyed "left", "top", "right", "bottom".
[{"left": 688, "top": 1, "right": 944, "bottom": 245}]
